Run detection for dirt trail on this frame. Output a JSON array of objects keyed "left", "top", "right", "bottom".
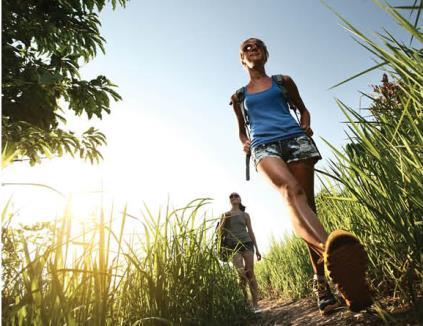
[{"left": 249, "top": 297, "right": 419, "bottom": 325}]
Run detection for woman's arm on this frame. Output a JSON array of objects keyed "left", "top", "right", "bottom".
[
  {"left": 282, "top": 75, "right": 313, "bottom": 137},
  {"left": 231, "top": 94, "right": 251, "bottom": 154},
  {"left": 245, "top": 213, "right": 261, "bottom": 260}
]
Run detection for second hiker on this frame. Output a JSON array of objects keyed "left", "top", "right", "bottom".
[{"left": 218, "top": 192, "right": 261, "bottom": 309}]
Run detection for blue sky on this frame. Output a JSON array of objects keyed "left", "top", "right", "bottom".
[{"left": 3, "top": 1, "right": 410, "bottom": 251}]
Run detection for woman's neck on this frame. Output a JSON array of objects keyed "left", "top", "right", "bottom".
[
  {"left": 231, "top": 206, "right": 242, "bottom": 212},
  {"left": 248, "top": 66, "right": 267, "bottom": 82}
]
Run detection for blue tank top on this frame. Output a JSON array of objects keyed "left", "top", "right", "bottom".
[{"left": 244, "top": 79, "right": 304, "bottom": 149}]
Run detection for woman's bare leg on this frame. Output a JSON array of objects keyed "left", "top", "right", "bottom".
[
  {"left": 288, "top": 159, "right": 325, "bottom": 275},
  {"left": 242, "top": 250, "right": 258, "bottom": 307},
  {"left": 232, "top": 253, "right": 248, "bottom": 299},
  {"left": 257, "top": 157, "right": 328, "bottom": 254}
]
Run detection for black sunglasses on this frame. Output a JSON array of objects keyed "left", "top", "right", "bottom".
[
  {"left": 229, "top": 194, "right": 240, "bottom": 199},
  {"left": 242, "top": 43, "right": 262, "bottom": 53}
]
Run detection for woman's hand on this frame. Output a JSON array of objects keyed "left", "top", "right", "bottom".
[
  {"left": 300, "top": 123, "right": 313, "bottom": 137},
  {"left": 242, "top": 139, "right": 251, "bottom": 154},
  {"left": 256, "top": 251, "right": 262, "bottom": 261},
  {"left": 300, "top": 115, "right": 313, "bottom": 137}
]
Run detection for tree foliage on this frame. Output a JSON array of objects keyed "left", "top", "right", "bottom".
[{"left": 2, "top": 0, "right": 127, "bottom": 166}]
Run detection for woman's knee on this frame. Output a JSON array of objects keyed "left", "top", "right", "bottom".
[
  {"left": 235, "top": 266, "right": 246, "bottom": 277},
  {"left": 278, "top": 182, "right": 305, "bottom": 203},
  {"left": 244, "top": 267, "right": 254, "bottom": 280},
  {"left": 239, "top": 275, "right": 247, "bottom": 284}
]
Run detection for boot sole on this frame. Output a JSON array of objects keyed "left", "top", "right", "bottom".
[
  {"left": 324, "top": 230, "right": 373, "bottom": 312},
  {"left": 320, "top": 301, "right": 341, "bottom": 315}
]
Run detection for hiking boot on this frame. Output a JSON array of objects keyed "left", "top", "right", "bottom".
[
  {"left": 324, "top": 230, "right": 373, "bottom": 312},
  {"left": 312, "top": 276, "right": 340, "bottom": 315}
]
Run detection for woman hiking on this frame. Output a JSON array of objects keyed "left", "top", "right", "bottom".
[
  {"left": 218, "top": 192, "right": 261, "bottom": 310},
  {"left": 229, "top": 37, "right": 373, "bottom": 315}
]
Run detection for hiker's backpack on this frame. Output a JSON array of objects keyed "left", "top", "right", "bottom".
[
  {"left": 229, "top": 74, "right": 299, "bottom": 181},
  {"left": 215, "top": 215, "right": 233, "bottom": 262}
]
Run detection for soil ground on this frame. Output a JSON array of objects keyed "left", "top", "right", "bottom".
[{"left": 248, "top": 297, "right": 421, "bottom": 325}]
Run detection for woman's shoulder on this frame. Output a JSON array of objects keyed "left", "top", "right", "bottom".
[
  {"left": 230, "top": 87, "right": 247, "bottom": 105},
  {"left": 271, "top": 74, "right": 292, "bottom": 83},
  {"left": 222, "top": 211, "right": 232, "bottom": 218},
  {"left": 223, "top": 210, "right": 246, "bottom": 217}
]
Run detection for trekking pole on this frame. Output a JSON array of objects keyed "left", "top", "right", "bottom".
[
  {"left": 230, "top": 89, "right": 251, "bottom": 182},
  {"left": 246, "top": 153, "right": 251, "bottom": 181},
  {"left": 244, "top": 123, "right": 251, "bottom": 182}
]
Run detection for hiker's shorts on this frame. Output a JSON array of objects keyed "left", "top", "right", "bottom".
[
  {"left": 252, "top": 134, "right": 322, "bottom": 168},
  {"left": 229, "top": 241, "right": 255, "bottom": 254}
]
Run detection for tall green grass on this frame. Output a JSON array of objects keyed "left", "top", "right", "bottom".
[
  {"left": 256, "top": 235, "right": 312, "bottom": 300},
  {"left": 256, "top": 0, "right": 422, "bottom": 314},
  {"left": 2, "top": 199, "right": 251, "bottom": 325}
]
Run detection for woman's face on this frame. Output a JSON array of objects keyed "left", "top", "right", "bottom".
[
  {"left": 229, "top": 193, "right": 241, "bottom": 205},
  {"left": 240, "top": 39, "right": 267, "bottom": 68}
]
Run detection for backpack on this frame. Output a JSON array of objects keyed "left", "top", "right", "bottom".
[
  {"left": 215, "top": 214, "right": 234, "bottom": 262},
  {"left": 229, "top": 74, "right": 300, "bottom": 181}
]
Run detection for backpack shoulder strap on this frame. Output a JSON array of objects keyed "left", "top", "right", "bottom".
[
  {"left": 272, "top": 74, "right": 300, "bottom": 115},
  {"left": 271, "top": 74, "right": 289, "bottom": 100},
  {"left": 229, "top": 86, "right": 252, "bottom": 181},
  {"left": 216, "top": 213, "right": 226, "bottom": 230},
  {"left": 229, "top": 87, "right": 246, "bottom": 105},
  {"left": 229, "top": 87, "right": 249, "bottom": 127},
  {"left": 218, "top": 212, "right": 231, "bottom": 232}
]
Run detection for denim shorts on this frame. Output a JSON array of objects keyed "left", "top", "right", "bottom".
[
  {"left": 252, "top": 134, "right": 322, "bottom": 167},
  {"left": 230, "top": 241, "right": 255, "bottom": 254}
]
